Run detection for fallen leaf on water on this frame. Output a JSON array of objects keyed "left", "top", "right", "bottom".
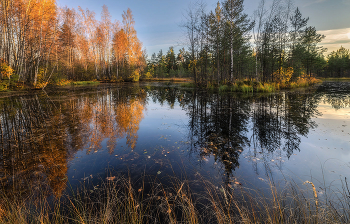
[
  {"left": 106, "top": 176, "right": 116, "bottom": 181},
  {"left": 258, "top": 177, "right": 266, "bottom": 182},
  {"left": 157, "top": 171, "right": 162, "bottom": 175}
]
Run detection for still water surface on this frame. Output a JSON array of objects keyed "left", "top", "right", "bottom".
[{"left": 0, "top": 81, "right": 349, "bottom": 199}]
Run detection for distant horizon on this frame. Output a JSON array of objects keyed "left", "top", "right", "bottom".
[{"left": 56, "top": 0, "right": 350, "bottom": 57}]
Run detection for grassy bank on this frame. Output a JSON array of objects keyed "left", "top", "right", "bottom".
[
  {"left": 1, "top": 174, "right": 349, "bottom": 223},
  {"left": 0, "top": 76, "right": 322, "bottom": 92},
  {"left": 0, "top": 79, "right": 101, "bottom": 92},
  {"left": 55, "top": 79, "right": 100, "bottom": 86},
  {"left": 320, "top": 77, "right": 350, "bottom": 81},
  {"left": 181, "top": 77, "right": 322, "bottom": 93},
  {"left": 140, "top": 77, "right": 192, "bottom": 82},
  {"left": 0, "top": 77, "right": 193, "bottom": 92}
]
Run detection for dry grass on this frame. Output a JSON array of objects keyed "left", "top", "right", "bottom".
[
  {"left": 1, "top": 174, "right": 350, "bottom": 223},
  {"left": 321, "top": 77, "right": 350, "bottom": 81},
  {"left": 140, "top": 77, "right": 192, "bottom": 82}
]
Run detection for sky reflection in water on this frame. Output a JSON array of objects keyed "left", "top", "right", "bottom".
[
  {"left": 66, "top": 82, "right": 350, "bottom": 196},
  {"left": 0, "top": 82, "right": 349, "bottom": 199}
]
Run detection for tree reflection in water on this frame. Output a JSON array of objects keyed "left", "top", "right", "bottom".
[
  {"left": 178, "top": 88, "right": 321, "bottom": 183},
  {"left": 316, "top": 81, "right": 350, "bottom": 110},
  {"left": 0, "top": 85, "right": 147, "bottom": 201},
  {"left": 0, "top": 82, "right": 349, "bottom": 203}
]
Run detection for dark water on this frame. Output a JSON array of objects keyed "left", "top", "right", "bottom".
[{"left": 0, "top": 81, "right": 349, "bottom": 200}]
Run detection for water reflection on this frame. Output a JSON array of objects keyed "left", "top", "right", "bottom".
[
  {"left": 183, "top": 91, "right": 250, "bottom": 176},
  {"left": 0, "top": 82, "right": 349, "bottom": 201},
  {"left": 177, "top": 89, "right": 321, "bottom": 180},
  {"left": 316, "top": 81, "right": 350, "bottom": 110},
  {"left": 0, "top": 96, "right": 69, "bottom": 198},
  {"left": 0, "top": 85, "right": 147, "bottom": 199}
]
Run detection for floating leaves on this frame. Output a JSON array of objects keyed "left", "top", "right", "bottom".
[{"left": 106, "top": 176, "right": 116, "bottom": 181}]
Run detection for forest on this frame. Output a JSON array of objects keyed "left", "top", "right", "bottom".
[
  {"left": 146, "top": 0, "right": 350, "bottom": 86},
  {"left": 0, "top": 0, "right": 146, "bottom": 90},
  {"left": 0, "top": 0, "right": 349, "bottom": 90}
]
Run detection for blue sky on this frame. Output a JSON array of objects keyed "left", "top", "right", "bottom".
[{"left": 57, "top": 0, "right": 350, "bottom": 56}]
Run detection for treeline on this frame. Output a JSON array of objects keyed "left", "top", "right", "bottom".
[
  {"left": 0, "top": 0, "right": 146, "bottom": 88},
  {"left": 1, "top": 0, "right": 349, "bottom": 90},
  {"left": 146, "top": 0, "right": 350, "bottom": 85},
  {"left": 323, "top": 47, "right": 350, "bottom": 78}
]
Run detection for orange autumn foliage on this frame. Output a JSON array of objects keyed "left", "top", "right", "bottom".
[{"left": 0, "top": 1, "right": 146, "bottom": 86}]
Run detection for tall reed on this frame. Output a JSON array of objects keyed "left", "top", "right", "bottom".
[{"left": 1, "top": 173, "right": 350, "bottom": 223}]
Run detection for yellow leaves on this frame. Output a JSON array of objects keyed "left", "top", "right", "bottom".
[
  {"left": 106, "top": 176, "right": 117, "bottom": 181},
  {"left": 274, "top": 67, "right": 294, "bottom": 84},
  {"left": 113, "top": 29, "right": 128, "bottom": 62},
  {"left": 144, "top": 71, "right": 153, "bottom": 79},
  {"left": 0, "top": 61, "right": 13, "bottom": 79},
  {"left": 26, "top": 0, "right": 57, "bottom": 28},
  {"left": 188, "top": 59, "right": 197, "bottom": 71},
  {"left": 130, "top": 70, "right": 140, "bottom": 82},
  {"left": 56, "top": 79, "right": 71, "bottom": 86}
]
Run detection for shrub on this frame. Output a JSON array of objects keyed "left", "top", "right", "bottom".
[
  {"left": 0, "top": 81, "right": 8, "bottom": 91},
  {"left": 144, "top": 72, "right": 153, "bottom": 79},
  {"left": 240, "top": 84, "right": 253, "bottom": 93},
  {"left": 230, "top": 83, "right": 239, "bottom": 92},
  {"left": 131, "top": 70, "right": 140, "bottom": 82},
  {"left": 0, "top": 61, "right": 13, "bottom": 79},
  {"left": 219, "top": 85, "right": 229, "bottom": 92}
]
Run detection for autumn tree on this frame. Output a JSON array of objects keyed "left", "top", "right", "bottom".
[
  {"left": 0, "top": 0, "right": 58, "bottom": 87},
  {"left": 121, "top": 8, "right": 144, "bottom": 81},
  {"left": 113, "top": 28, "right": 128, "bottom": 79},
  {"left": 58, "top": 7, "right": 76, "bottom": 79}
]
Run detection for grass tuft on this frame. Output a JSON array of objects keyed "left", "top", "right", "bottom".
[
  {"left": 72, "top": 81, "right": 100, "bottom": 85},
  {"left": 218, "top": 85, "right": 229, "bottom": 92},
  {"left": 2, "top": 174, "right": 350, "bottom": 223},
  {"left": 180, "top": 82, "right": 196, "bottom": 88}
]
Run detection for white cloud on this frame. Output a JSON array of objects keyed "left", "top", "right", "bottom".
[
  {"left": 302, "top": 0, "right": 328, "bottom": 7},
  {"left": 318, "top": 28, "right": 350, "bottom": 54}
]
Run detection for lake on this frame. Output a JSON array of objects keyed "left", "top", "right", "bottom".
[{"left": 0, "top": 81, "right": 349, "bottom": 203}]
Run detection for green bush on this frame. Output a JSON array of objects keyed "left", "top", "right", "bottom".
[
  {"left": 0, "top": 81, "right": 8, "bottom": 91},
  {"left": 219, "top": 85, "right": 229, "bottom": 92},
  {"left": 240, "top": 84, "right": 253, "bottom": 93}
]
